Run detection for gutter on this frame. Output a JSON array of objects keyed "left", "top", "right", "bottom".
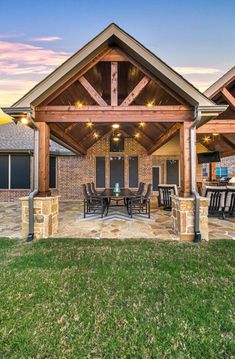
[
  {"left": 26, "top": 113, "right": 39, "bottom": 242},
  {"left": 190, "top": 108, "right": 202, "bottom": 243}
]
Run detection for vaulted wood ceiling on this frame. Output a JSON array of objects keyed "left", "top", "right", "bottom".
[
  {"left": 198, "top": 77, "right": 235, "bottom": 157},
  {"left": 40, "top": 46, "right": 187, "bottom": 154},
  {"left": 49, "top": 121, "right": 176, "bottom": 154}
]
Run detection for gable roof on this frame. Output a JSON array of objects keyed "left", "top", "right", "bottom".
[
  {"left": 204, "top": 66, "right": 235, "bottom": 99},
  {"left": 13, "top": 23, "right": 216, "bottom": 108}
]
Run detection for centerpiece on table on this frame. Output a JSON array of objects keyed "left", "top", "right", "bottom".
[{"left": 113, "top": 183, "right": 120, "bottom": 196}]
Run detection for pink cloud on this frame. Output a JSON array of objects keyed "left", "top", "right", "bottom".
[
  {"left": 0, "top": 40, "right": 71, "bottom": 106},
  {"left": 30, "top": 36, "right": 62, "bottom": 42}
]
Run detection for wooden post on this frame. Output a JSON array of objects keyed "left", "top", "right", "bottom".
[
  {"left": 209, "top": 162, "right": 216, "bottom": 181},
  {"left": 111, "top": 62, "right": 118, "bottom": 106},
  {"left": 179, "top": 122, "right": 191, "bottom": 197},
  {"left": 38, "top": 122, "right": 51, "bottom": 196}
]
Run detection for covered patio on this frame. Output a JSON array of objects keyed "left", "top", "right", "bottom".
[{"left": 5, "top": 24, "right": 229, "bottom": 241}]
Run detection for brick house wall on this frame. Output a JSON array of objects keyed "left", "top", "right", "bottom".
[{"left": 1, "top": 132, "right": 234, "bottom": 202}]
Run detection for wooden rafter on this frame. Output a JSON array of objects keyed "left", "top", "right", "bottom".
[
  {"left": 220, "top": 134, "right": 235, "bottom": 150},
  {"left": 111, "top": 62, "right": 118, "bottom": 106},
  {"left": 120, "top": 76, "right": 150, "bottom": 106},
  {"left": 101, "top": 48, "right": 127, "bottom": 62},
  {"left": 35, "top": 106, "right": 193, "bottom": 123},
  {"left": 221, "top": 87, "right": 235, "bottom": 110},
  {"left": 147, "top": 123, "right": 181, "bottom": 154},
  {"left": 50, "top": 123, "right": 87, "bottom": 154},
  {"left": 40, "top": 47, "right": 113, "bottom": 106},
  {"left": 116, "top": 48, "right": 187, "bottom": 105},
  {"left": 152, "top": 122, "right": 167, "bottom": 133},
  {"left": 78, "top": 76, "right": 107, "bottom": 106},
  {"left": 64, "top": 123, "right": 79, "bottom": 133}
]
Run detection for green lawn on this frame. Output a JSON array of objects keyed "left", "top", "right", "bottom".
[{"left": 0, "top": 238, "right": 234, "bottom": 359}]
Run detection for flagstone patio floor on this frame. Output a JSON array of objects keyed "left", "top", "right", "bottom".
[{"left": 0, "top": 201, "right": 234, "bottom": 240}]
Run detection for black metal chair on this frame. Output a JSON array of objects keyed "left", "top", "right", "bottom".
[
  {"left": 129, "top": 184, "right": 152, "bottom": 218},
  {"left": 205, "top": 186, "right": 227, "bottom": 219},
  {"left": 158, "top": 184, "right": 178, "bottom": 210},
  {"left": 224, "top": 186, "right": 235, "bottom": 217},
  {"left": 86, "top": 183, "right": 94, "bottom": 197},
  {"left": 91, "top": 182, "right": 101, "bottom": 196},
  {"left": 82, "top": 184, "right": 105, "bottom": 218}
]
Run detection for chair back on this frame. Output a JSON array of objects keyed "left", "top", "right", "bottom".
[
  {"left": 137, "top": 182, "right": 145, "bottom": 196},
  {"left": 205, "top": 186, "right": 227, "bottom": 213},
  {"left": 82, "top": 184, "right": 89, "bottom": 200},
  {"left": 158, "top": 184, "right": 178, "bottom": 208},
  {"left": 91, "top": 182, "right": 98, "bottom": 195},
  {"left": 224, "top": 186, "right": 235, "bottom": 214},
  {"left": 144, "top": 184, "right": 152, "bottom": 199},
  {"left": 86, "top": 183, "right": 93, "bottom": 196}
]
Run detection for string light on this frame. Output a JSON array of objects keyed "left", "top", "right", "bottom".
[
  {"left": 203, "top": 135, "right": 211, "bottom": 143},
  {"left": 147, "top": 101, "right": 154, "bottom": 107},
  {"left": 76, "top": 101, "right": 83, "bottom": 108},
  {"left": 139, "top": 122, "right": 145, "bottom": 128},
  {"left": 135, "top": 133, "right": 140, "bottom": 139},
  {"left": 93, "top": 132, "right": 99, "bottom": 139}
]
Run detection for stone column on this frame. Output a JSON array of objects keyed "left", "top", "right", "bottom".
[
  {"left": 172, "top": 195, "right": 209, "bottom": 241},
  {"left": 20, "top": 196, "right": 59, "bottom": 239}
]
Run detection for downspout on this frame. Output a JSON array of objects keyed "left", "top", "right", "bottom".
[
  {"left": 27, "top": 113, "right": 39, "bottom": 242},
  {"left": 190, "top": 107, "right": 202, "bottom": 243}
]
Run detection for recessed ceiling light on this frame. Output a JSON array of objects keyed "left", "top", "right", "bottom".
[
  {"left": 112, "top": 123, "right": 120, "bottom": 129},
  {"left": 86, "top": 121, "right": 93, "bottom": 128},
  {"left": 20, "top": 117, "right": 29, "bottom": 125}
]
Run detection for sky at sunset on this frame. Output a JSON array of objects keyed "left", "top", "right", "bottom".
[{"left": 0, "top": 0, "right": 234, "bottom": 107}]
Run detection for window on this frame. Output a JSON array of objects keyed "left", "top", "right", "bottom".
[
  {"left": 166, "top": 160, "right": 179, "bottom": 186},
  {"left": 96, "top": 157, "right": 105, "bottom": 188},
  {"left": 152, "top": 166, "right": 160, "bottom": 191},
  {"left": 110, "top": 135, "right": 124, "bottom": 152},
  {"left": 129, "top": 157, "right": 138, "bottom": 188},
  {"left": 49, "top": 156, "right": 56, "bottom": 188},
  {"left": 216, "top": 167, "right": 228, "bottom": 177},
  {"left": 11, "top": 155, "right": 30, "bottom": 189},
  {"left": 0, "top": 154, "right": 30, "bottom": 189},
  {"left": 0, "top": 155, "right": 9, "bottom": 189}
]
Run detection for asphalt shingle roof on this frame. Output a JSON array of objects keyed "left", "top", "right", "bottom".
[{"left": 0, "top": 123, "right": 71, "bottom": 154}]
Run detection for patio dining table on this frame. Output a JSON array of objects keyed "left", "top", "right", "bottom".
[{"left": 99, "top": 188, "right": 136, "bottom": 216}]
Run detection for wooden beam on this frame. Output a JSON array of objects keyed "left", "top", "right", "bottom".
[
  {"left": 116, "top": 48, "right": 187, "bottom": 105},
  {"left": 220, "top": 134, "right": 235, "bottom": 150},
  {"left": 37, "top": 122, "right": 50, "bottom": 196},
  {"left": 221, "top": 87, "right": 235, "bottom": 110},
  {"left": 111, "top": 62, "right": 118, "bottom": 106},
  {"left": 78, "top": 76, "right": 108, "bottom": 106},
  {"left": 40, "top": 47, "right": 113, "bottom": 106},
  {"left": 147, "top": 123, "right": 181, "bottom": 155},
  {"left": 179, "top": 122, "right": 191, "bottom": 197},
  {"left": 197, "top": 119, "right": 235, "bottom": 133},
  {"left": 64, "top": 123, "right": 79, "bottom": 133},
  {"left": 120, "top": 76, "right": 150, "bottom": 106},
  {"left": 35, "top": 105, "right": 193, "bottom": 123},
  {"left": 49, "top": 124, "right": 87, "bottom": 155}
]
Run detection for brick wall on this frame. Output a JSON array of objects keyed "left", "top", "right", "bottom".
[{"left": 57, "top": 133, "right": 154, "bottom": 200}]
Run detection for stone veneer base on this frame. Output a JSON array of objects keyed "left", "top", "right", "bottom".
[
  {"left": 20, "top": 196, "right": 59, "bottom": 239},
  {"left": 172, "top": 195, "right": 209, "bottom": 241}
]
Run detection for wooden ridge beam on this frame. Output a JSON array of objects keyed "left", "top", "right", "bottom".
[
  {"left": 221, "top": 87, "right": 235, "bottom": 110},
  {"left": 147, "top": 123, "right": 181, "bottom": 155},
  {"left": 121, "top": 76, "right": 150, "bottom": 106},
  {"left": 78, "top": 76, "right": 108, "bottom": 106},
  {"left": 49, "top": 123, "right": 87, "bottom": 154}
]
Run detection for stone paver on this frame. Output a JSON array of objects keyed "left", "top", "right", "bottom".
[{"left": 0, "top": 201, "right": 234, "bottom": 240}]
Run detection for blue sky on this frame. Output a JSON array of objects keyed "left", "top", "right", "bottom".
[{"left": 0, "top": 0, "right": 234, "bottom": 106}]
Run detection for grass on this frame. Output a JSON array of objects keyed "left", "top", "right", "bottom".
[{"left": 0, "top": 238, "right": 234, "bottom": 359}]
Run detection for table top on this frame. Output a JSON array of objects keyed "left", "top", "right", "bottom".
[{"left": 100, "top": 188, "right": 135, "bottom": 198}]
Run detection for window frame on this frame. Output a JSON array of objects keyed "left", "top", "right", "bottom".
[{"left": 152, "top": 165, "right": 161, "bottom": 192}]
